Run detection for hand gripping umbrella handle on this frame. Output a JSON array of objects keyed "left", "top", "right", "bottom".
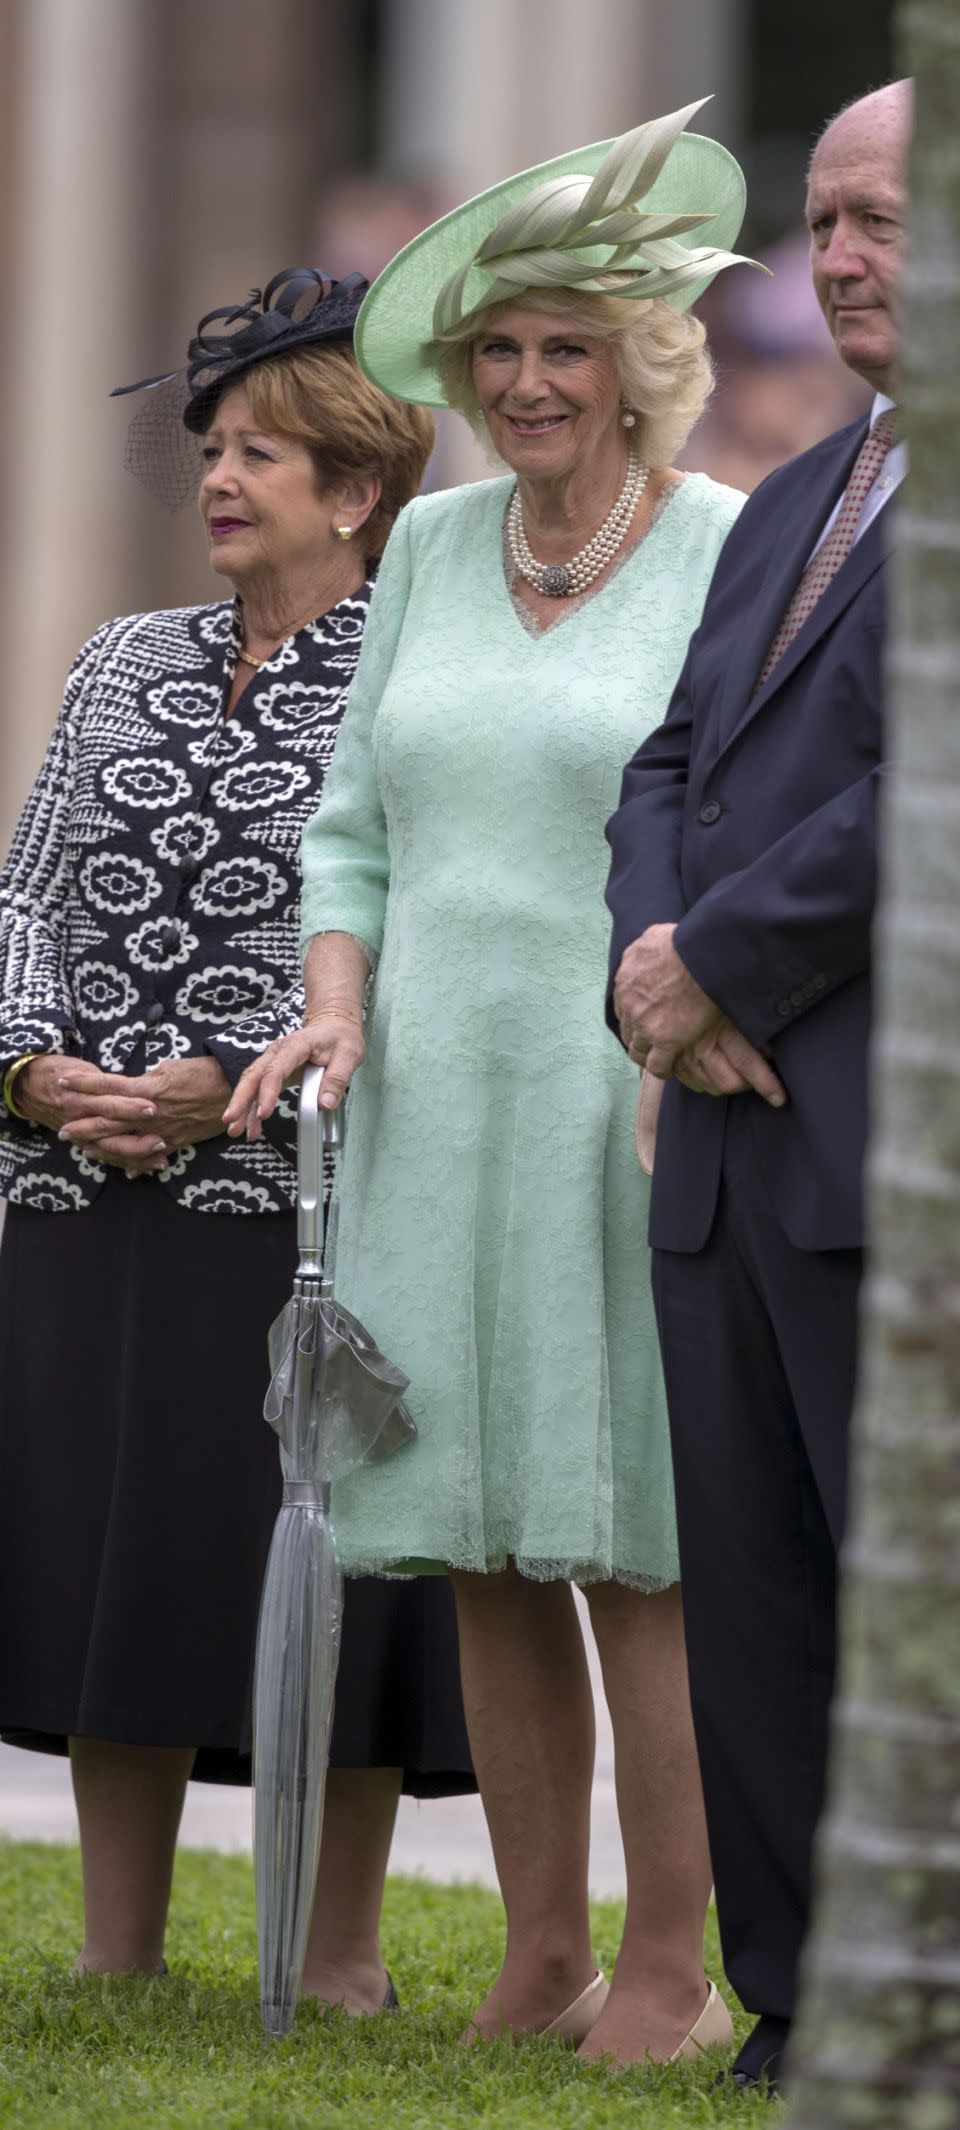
[{"left": 298, "top": 1064, "right": 344, "bottom": 1273}]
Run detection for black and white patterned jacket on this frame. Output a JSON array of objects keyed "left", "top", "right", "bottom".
[{"left": 0, "top": 583, "right": 372, "bottom": 1213}]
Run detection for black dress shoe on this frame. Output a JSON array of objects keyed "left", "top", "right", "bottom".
[
  {"left": 713, "top": 2067, "right": 777, "bottom": 2098},
  {"left": 383, "top": 1972, "right": 400, "bottom": 2010},
  {"left": 723, "top": 2014, "right": 788, "bottom": 2093}
]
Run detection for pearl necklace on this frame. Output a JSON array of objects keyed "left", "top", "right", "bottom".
[{"left": 507, "top": 450, "right": 648, "bottom": 598}]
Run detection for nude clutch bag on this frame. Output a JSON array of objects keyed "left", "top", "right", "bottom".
[{"left": 634, "top": 1070, "right": 665, "bottom": 1177}]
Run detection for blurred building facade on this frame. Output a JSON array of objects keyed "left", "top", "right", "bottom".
[{"left": 0, "top": 0, "right": 892, "bottom": 852}]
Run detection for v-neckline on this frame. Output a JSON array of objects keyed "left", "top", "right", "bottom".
[{"left": 499, "top": 474, "right": 687, "bottom": 642}]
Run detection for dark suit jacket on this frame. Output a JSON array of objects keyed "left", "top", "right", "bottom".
[{"left": 605, "top": 417, "right": 888, "bottom": 1254}]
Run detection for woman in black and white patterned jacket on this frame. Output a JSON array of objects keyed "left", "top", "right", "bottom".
[{"left": 0, "top": 272, "right": 474, "bottom": 2001}]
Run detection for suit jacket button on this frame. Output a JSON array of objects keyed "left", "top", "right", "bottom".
[
  {"left": 145, "top": 1001, "right": 165, "bottom": 1026},
  {"left": 698, "top": 801, "right": 722, "bottom": 825}
]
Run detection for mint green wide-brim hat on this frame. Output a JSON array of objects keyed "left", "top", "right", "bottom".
[{"left": 355, "top": 97, "right": 753, "bottom": 408}]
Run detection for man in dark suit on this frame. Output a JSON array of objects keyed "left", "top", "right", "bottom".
[{"left": 604, "top": 81, "right": 911, "bottom": 2092}]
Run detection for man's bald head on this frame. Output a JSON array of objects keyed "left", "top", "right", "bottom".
[
  {"left": 806, "top": 81, "right": 912, "bottom": 393},
  {"left": 810, "top": 80, "right": 913, "bottom": 176}
]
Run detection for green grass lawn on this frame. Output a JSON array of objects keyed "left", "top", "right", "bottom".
[{"left": 0, "top": 1841, "right": 778, "bottom": 2128}]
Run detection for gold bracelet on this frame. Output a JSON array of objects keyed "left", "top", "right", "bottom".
[
  {"left": 303, "top": 1009, "right": 363, "bottom": 1031},
  {"left": 2, "top": 1051, "right": 44, "bottom": 1120}
]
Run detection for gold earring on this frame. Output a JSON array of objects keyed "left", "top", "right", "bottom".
[{"left": 335, "top": 524, "right": 354, "bottom": 540}]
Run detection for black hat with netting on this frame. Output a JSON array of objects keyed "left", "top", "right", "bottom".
[{"left": 112, "top": 267, "right": 369, "bottom": 508}]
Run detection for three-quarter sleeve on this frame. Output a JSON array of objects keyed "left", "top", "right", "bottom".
[
  {"left": 0, "top": 620, "right": 117, "bottom": 1101},
  {"left": 299, "top": 506, "right": 413, "bottom": 964}
]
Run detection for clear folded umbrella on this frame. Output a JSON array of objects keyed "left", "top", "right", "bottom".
[{"left": 253, "top": 1063, "right": 416, "bottom": 2037}]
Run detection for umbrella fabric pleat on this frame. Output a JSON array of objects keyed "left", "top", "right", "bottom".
[{"left": 253, "top": 1504, "right": 342, "bottom": 2036}]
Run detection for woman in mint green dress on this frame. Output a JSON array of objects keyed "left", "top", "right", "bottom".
[{"left": 228, "top": 106, "right": 754, "bottom": 2067}]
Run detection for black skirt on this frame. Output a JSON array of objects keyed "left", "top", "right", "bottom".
[{"left": 0, "top": 1173, "right": 474, "bottom": 1796}]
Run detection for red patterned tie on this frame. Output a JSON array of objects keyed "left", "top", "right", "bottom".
[{"left": 757, "top": 409, "right": 896, "bottom": 689}]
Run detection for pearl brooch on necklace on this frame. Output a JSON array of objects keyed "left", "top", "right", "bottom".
[{"left": 507, "top": 450, "right": 648, "bottom": 599}]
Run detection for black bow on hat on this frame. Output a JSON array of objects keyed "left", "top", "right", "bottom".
[
  {"left": 113, "top": 267, "right": 369, "bottom": 428},
  {"left": 111, "top": 267, "right": 369, "bottom": 507}
]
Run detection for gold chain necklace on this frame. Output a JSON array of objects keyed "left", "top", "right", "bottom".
[
  {"left": 235, "top": 591, "right": 343, "bottom": 669},
  {"left": 234, "top": 569, "right": 364, "bottom": 668}
]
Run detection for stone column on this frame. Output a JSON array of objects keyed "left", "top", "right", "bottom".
[
  {"left": 635, "top": 0, "right": 746, "bottom": 154},
  {"left": 149, "top": 0, "right": 352, "bottom": 610},
  {"left": 1, "top": 0, "right": 152, "bottom": 855}
]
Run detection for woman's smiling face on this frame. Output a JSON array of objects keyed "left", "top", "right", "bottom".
[{"left": 470, "top": 305, "right": 623, "bottom": 478}]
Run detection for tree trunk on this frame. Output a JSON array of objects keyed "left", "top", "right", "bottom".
[{"left": 783, "top": 11, "right": 960, "bottom": 2126}]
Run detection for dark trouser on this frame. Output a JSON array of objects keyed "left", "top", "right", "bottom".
[{"left": 651, "top": 1104, "right": 862, "bottom": 2032}]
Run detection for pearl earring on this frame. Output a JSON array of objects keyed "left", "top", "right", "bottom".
[
  {"left": 620, "top": 404, "right": 637, "bottom": 429},
  {"left": 335, "top": 524, "right": 354, "bottom": 540}
]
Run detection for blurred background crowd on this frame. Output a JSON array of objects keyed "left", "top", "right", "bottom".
[{"left": 0, "top": 0, "right": 893, "bottom": 854}]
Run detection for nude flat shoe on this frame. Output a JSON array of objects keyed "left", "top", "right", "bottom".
[
  {"left": 670, "top": 1980, "right": 735, "bottom": 2062},
  {"left": 540, "top": 1970, "right": 610, "bottom": 2044}
]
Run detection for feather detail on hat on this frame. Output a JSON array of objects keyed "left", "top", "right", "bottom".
[
  {"left": 354, "top": 99, "right": 763, "bottom": 406},
  {"left": 431, "top": 99, "right": 763, "bottom": 338}
]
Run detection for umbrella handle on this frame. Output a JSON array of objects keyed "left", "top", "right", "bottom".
[{"left": 298, "top": 1065, "right": 344, "bottom": 1269}]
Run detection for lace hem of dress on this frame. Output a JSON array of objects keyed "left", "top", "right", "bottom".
[
  {"left": 502, "top": 472, "right": 687, "bottom": 639},
  {"left": 341, "top": 1549, "right": 677, "bottom": 1594}
]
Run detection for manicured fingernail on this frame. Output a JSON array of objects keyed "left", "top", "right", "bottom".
[
  {"left": 57, "top": 1127, "right": 74, "bottom": 1141},
  {"left": 140, "top": 1103, "right": 156, "bottom": 1116},
  {"left": 149, "top": 1139, "right": 166, "bottom": 1153},
  {"left": 320, "top": 1094, "right": 337, "bottom": 1108}
]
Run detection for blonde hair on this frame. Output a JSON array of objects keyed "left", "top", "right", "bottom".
[
  {"left": 214, "top": 343, "right": 435, "bottom": 557},
  {"left": 428, "top": 287, "right": 713, "bottom": 468}
]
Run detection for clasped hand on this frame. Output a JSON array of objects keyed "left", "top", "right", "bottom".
[
  {"left": 17, "top": 1054, "right": 233, "bottom": 1175},
  {"left": 613, "top": 924, "right": 785, "bottom": 1106}
]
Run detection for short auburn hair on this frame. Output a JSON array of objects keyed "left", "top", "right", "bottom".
[{"left": 209, "top": 343, "right": 435, "bottom": 557}]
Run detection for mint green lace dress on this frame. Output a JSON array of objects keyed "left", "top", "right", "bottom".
[{"left": 300, "top": 471, "right": 744, "bottom": 1584}]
